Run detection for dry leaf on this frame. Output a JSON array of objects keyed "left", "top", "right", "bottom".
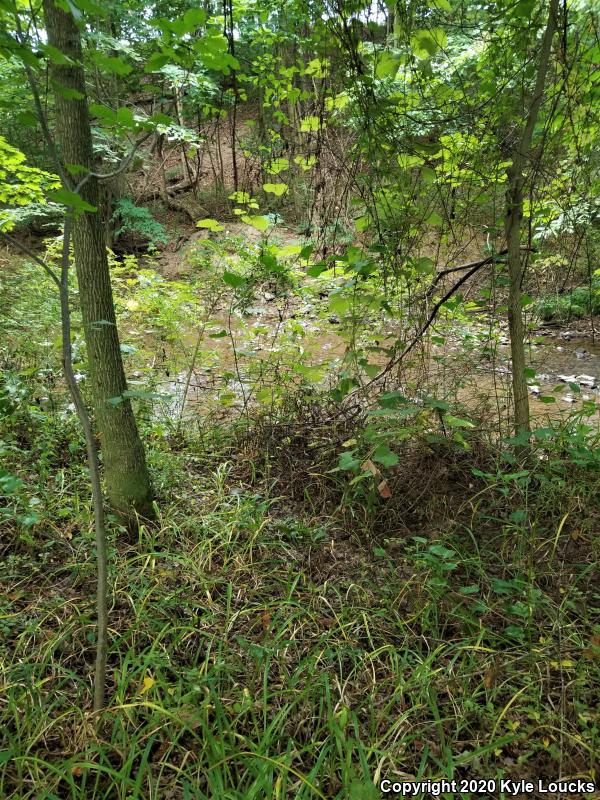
[
  {"left": 583, "top": 634, "right": 600, "bottom": 660},
  {"left": 483, "top": 668, "right": 497, "bottom": 689},
  {"left": 261, "top": 611, "right": 271, "bottom": 633},
  {"left": 362, "top": 459, "right": 380, "bottom": 477},
  {"left": 378, "top": 479, "right": 392, "bottom": 499}
]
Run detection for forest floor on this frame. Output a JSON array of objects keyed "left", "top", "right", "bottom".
[{"left": 1, "top": 408, "right": 599, "bottom": 798}]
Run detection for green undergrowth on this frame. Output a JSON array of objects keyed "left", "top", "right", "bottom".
[
  {"left": 1, "top": 400, "right": 599, "bottom": 799},
  {"left": 535, "top": 276, "right": 600, "bottom": 323}
]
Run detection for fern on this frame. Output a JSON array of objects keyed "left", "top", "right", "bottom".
[{"left": 112, "top": 198, "right": 168, "bottom": 247}]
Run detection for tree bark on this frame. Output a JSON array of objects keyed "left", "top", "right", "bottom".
[
  {"left": 42, "top": 0, "right": 154, "bottom": 521},
  {"left": 505, "top": 0, "right": 559, "bottom": 436}
]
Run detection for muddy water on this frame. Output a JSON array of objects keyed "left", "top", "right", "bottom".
[
  {"left": 146, "top": 235, "right": 600, "bottom": 422},
  {"left": 449, "top": 329, "right": 600, "bottom": 423},
  {"left": 154, "top": 295, "right": 600, "bottom": 426}
]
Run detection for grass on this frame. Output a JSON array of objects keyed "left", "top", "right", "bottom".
[{"left": 1, "top": 411, "right": 599, "bottom": 799}]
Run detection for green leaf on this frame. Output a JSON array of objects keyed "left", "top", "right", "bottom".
[
  {"left": 116, "top": 107, "right": 136, "bottom": 127},
  {"left": 222, "top": 270, "right": 246, "bottom": 288},
  {"left": 375, "top": 50, "right": 401, "bottom": 79},
  {"left": 89, "top": 103, "right": 118, "bottom": 124},
  {"left": 307, "top": 263, "right": 327, "bottom": 278},
  {"left": 338, "top": 451, "right": 360, "bottom": 471},
  {"left": 262, "top": 182, "right": 288, "bottom": 196},
  {"left": 196, "top": 218, "right": 224, "bottom": 231},
  {"left": 444, "top": 415, "right": 475, "bottom": 428},
  {"left": 372, "top": 445, "right": 399, "bottom": 467},
  {"left": 65, "top": 163, "right": 88, "bottom": 175},
  {"left": 182, "top": 8, "right": 207, "bottom": 27},
  {"left": 426, "top": 211, "right": 443, "bottom": 226},
  {"left": 170, "top": 8, "right": 206, "bottom": 35},
  {"left": 144, "top": 52, "right": 173, "bottom": 73},
  {"left": 50, "top": 80, "right": 85, "bottom": 101},
  {"left": 72, "top": 0, "right": 107, "bottom": 15},
  {"left": 241, "top": 215, "right": 270, "bottom": 231},
  {"left": 148, "top": 112, "right": 173, "bottom": 126},
  {"left": 266, "top": 158, "right": 289, "bottom": 175},
  {"left": 458, "top": 584, "right": 480, "bottom": 595},
  {"left": 40, "top": 44, "right": 74, "bottom": 65},
  {"left": 299, "top": 116, "right": 321, "bottom": 132},
  {"left": 196, "top": 33, "right": 239, "bottom": 73},
  {"left": 91, "top": 53, "right": 132, "bottom": 76},
  {"left": 48, "top": 187, "right": 96, "bottom": 213},
  {"left": 229, "top": 191, "right": 251, "bottom": 204},
  {"left": 275, "top": 244, "right": 302, "bottom": 257},
  {"left": 410, "top": 28, "right": 447, "bottom": 60},
  {"left": 17, "top": 111, "right": 38, "bottom": 127},
  {"left": 415, "top": 256, "right": 435, "bottom": 274},
  {"left": 293, "top": 155, "right": 316, "bottom": 171}
]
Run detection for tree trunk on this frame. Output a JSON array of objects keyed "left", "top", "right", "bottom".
[
  {"left": 43, "top": 0, "right": 154, "bottom": 521},
  {"left": 505, "top": 0, "right": 559, "bottom": 436}
]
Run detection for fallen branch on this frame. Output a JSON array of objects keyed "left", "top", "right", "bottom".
[{"left": 138, "top": 178, "right": 195, "bottom": 203}]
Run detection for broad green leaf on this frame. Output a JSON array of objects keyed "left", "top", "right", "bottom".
[
  {"left": 300, "top": 116, "right": 321, "bottom": 132},
  {"left": 410, "top": 28, "right": 447, "bottom": 59},
  {"left": 196, "top": 218, "right": 224, "bottom": 231},
  {"left": 91, "top": 53, "right": 132, "bottom": 76},
  {"left": 229, "top": 191, "right": 251, "bottom": 203},
  {"left": 375, "top": 50, "right": 401, "bottom": 79},
  {"left": 89, "top": 103, "right": 118, "bottom": 124},
  {"left": 40, "top": 44, "right": 73, "bottom": 65},
  {"left": 444, "top": 415, "right": 475, "bottom": 428},
  {"left": 48, "top": 187, "right": 96, "bottom": 213},
  {"left": 294, "top": 155, "right": 316, "bottom": 171},
  {"left": 197, "top": 33, "right": 239, "bottom": 73},
  {"left": 241, "top": 215, "right": 270, "bottom": 231},
  {"left": 116, "top": 107, "right": 135, "bottom": 127},
  {"left": 372, "top": 445, "right": 399, "bottom": 467},
  {"left": 266, "top": 158, "right": 289, "bottom": 175},
  {"left": 222, "top": 270, "right": 246, "bottom": 288},
  {"left": 72, "top": 0, "right": 106, "bottom": 14},
  {"left": 50, "top": 80, "right": 85, "bottom": 101},
  {"left": 275, "top": 244, "right": 302, "bottom": 257},
  {"left": 144, "top": 52, "right": 173, "bottom": 73},
  {"left": 262, "top": 182, "right": 288, "bottom": 196},
  {"left": 338, "top": 451, "right": 360, "bottom": 471},
  {"left": 426, "top": 211, "right": 443, "bottom": 226},
  {"left": 415, "top": 257, "right": 435, "bottom": 274},
  {"left": 307, "top": 263, "right": 327, "bottom": 277}
]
